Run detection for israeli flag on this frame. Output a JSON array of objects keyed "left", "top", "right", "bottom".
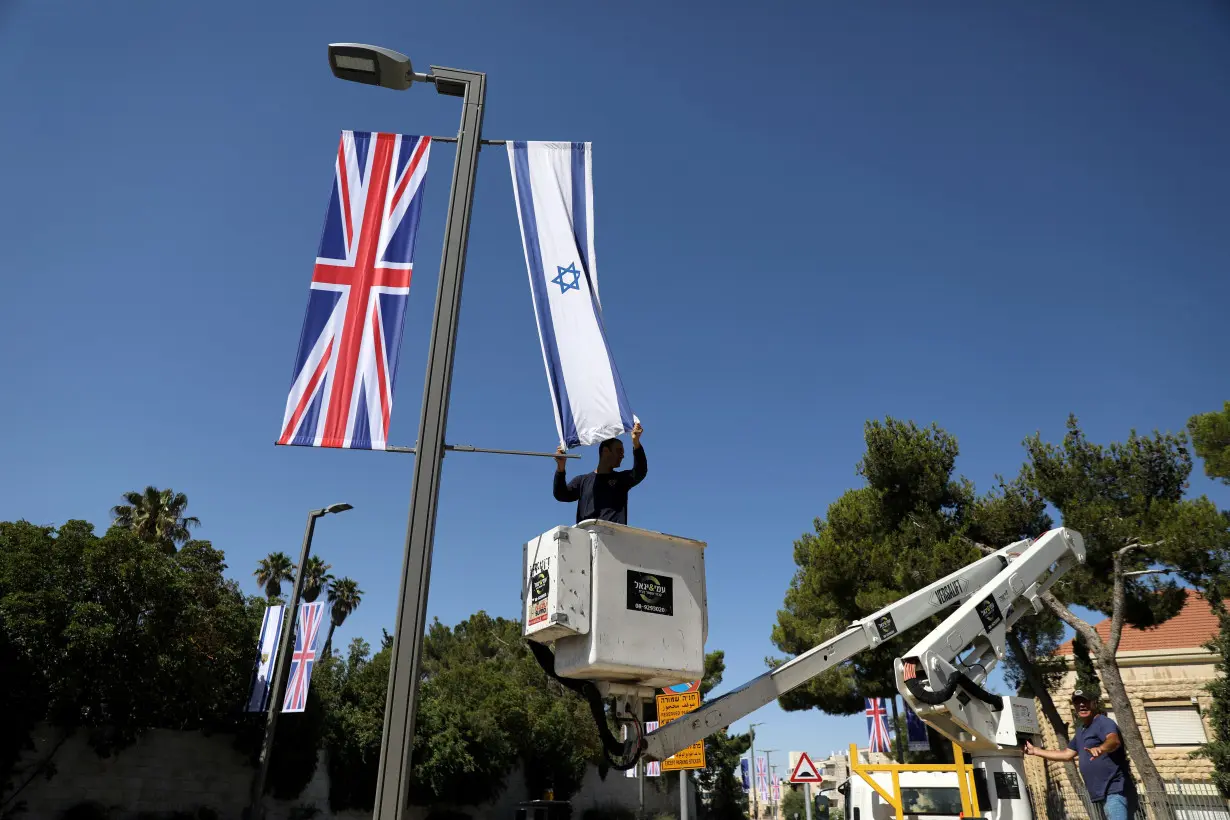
[
  {"left": 245, "top": 604, "right": 285, "bottom": 712},
  {"left": 507, "top": 141, "right": 637, "bottom": 449}
]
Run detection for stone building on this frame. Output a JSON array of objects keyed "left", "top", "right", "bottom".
[{"left": 1025, "top": 589, "right": 1221, "bottom": 817}]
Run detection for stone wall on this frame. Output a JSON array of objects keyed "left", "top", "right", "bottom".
[
  {"left": 1027, "top": 651, "right": 1217, "bottom": 820},
  {"left": 5, "top": 724, "right": 678, "bottom": 819}
]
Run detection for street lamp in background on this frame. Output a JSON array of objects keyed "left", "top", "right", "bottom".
[
  {"left": 250, "top": 502, "right": 353, "bottom": 820},
  {"left": 325, "top": 42, "right": 487, "bottom": 820},
  {"left": 762, "top": 750, "right": 779, "bottom": 820},
  {"left": 748, "top": 722, "right": 764, "bottom": 819}
]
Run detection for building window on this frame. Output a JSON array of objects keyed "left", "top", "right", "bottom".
[{"left": 1145, "top": 706, "right": 1207, "bottom": 746}]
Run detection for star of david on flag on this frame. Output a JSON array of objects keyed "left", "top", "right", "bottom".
[
  {"left": 279, "top": 130, "right": 432, "bottom": 451},
  {"left": 865, "top": 697, "right": 893, "bottom": 755}
]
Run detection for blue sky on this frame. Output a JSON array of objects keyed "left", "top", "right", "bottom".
[{"left": 1, "top": 0, "right": 1228, "bottom": 770}]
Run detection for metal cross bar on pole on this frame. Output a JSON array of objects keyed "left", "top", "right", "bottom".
[
  {"left": 276, "top": 441, "right": 579, "bottom": 459},
  {"left": 370, "top": 64, "right": 486, "bottom": 820},
  {"left": 386, "top": 444, "right": 580, "bottom": 459}
]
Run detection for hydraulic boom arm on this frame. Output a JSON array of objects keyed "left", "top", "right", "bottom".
[{"left": 641, "top": 528, "right": 1085, "bottom": 763}]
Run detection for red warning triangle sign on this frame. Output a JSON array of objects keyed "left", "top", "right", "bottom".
[{"left": 789, "top": 751, "right": 823, "bottom": 784}]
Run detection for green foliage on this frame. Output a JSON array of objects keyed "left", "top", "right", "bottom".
[
  {"left": 322, "top": 577, "right": 362, "bottom": 657},
  {"left": 254, "top": 553, "right": 294, "bottom": 602},
  {"left": 300, "top": 557, "right": 333, "bottom": 604},
  {"left": 1189, "top": 401, "right": 1230, "bottom": 485},
  {"left": 1198, "top": 601, "right": 1230, "bottom": 796},
  {"left": 110, "top": 487, "right": 200, "bottom": 555},
  {"left": 1023, "top": 415, "right": 1208, "bottom": 623},
  {"left": 322, "top": 612, "right": 602, "bottom": 813},
  {"left": 1186, "top": 402, "right": 1230, "bottom": 796},
  {"left": 781, "top": 785, "right": 806, "bottom": 820},
  {"left": 1070, "top": 634, "right": 1102, "bottom": 703},
  {"left": 772, "top": 417, "right": 1051, "bottom": 714},
  {"left": 0, "top": 520, "right": 261, "bottom": 774}
]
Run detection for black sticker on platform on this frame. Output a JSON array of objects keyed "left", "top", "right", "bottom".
[
  {"left": 874, "top": 612, "right": 898, "bottom": 640},
  {"left": 528, "top": 558, "right": 550, "bottom": 626},
  {"left": 975, "top": 595, "right": 1003, "bottom": 632},
  {"left": 994, "top": 771, "right": 1021, "bottom": 800},
  {"left": 627, "top": 570, "right": 673, "bottom": 616}
]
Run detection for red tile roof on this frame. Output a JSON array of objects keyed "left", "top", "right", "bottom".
[{"left": 1055, "top": 589, "right": 1221, "bottom": 655}]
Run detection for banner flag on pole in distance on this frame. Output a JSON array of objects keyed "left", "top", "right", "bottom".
[
  {"left": 279, "top": 130, "right": 432, "bottom": 451},
  {"left": 756, "top": 756, "right": 768, "bottom": 800},
  {"left": 645, "top": 722, "right": 660, "bottom": 776},
  {"left": 865, "top": 697, "right": 893, "bottom": 755},
  {"left": 905, "top": 702, "right": 931, "bottom": 751},
  {"left": 245, "top": 604, "right": 285, "bottom": 712},
  {"left": 740, "top": 758, "right": 751, "bottom": 791},
  {"left": 507, "top": 141, "right": 637, "bottom": 449},
  {"left": 281, "top": 601, "right": 328, "bottom": 713}
]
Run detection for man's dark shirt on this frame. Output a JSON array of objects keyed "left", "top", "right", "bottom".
[
  {"left": 553, "top": 446, "right": 648, "bottom": 525},
  {"left": 1067, "top": 714, "right": 1134, "bottom": 800}
]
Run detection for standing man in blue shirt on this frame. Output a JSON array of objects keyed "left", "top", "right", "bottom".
[
  {"left": 553, "top": 422, "right": 646, "bottom": 525},
  {"left": 1025, "top": 690, "right": 1138, "bottom": 820}
]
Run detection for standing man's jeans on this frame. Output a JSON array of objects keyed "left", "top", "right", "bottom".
[{"left": 1101, "top": 792, "right": 1136, "bottom": 820}]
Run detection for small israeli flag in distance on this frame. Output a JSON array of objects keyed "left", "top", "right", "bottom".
[
  {"left": 246, "top": 604, "right": 285, "bottom": 712},
  {"left": 507, "top": 141, "right": 637, "bottom": 449}
]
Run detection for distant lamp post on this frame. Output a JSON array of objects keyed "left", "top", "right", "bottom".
[
  {"left": 326, "top": 41, "right": 487, "bottom": 820},
  {"left": 249, "top": 502, "right": 353, "bottom": 820}
]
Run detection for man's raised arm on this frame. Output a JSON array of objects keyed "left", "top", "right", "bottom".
[
  {"left": 554, "top": 446, "right": 580, "bottom": 502},
  {"left": 628, "top": 422, "right": 647, "bottom": 487}
]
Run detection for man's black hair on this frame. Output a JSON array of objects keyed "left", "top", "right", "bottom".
[{"left": 598, "top": 437, "right": 622, "bottom": 455}]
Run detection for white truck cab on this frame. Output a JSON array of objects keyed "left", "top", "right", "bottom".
[{"left": 837, "top": 757, "right": 1034, "bottom": 820}]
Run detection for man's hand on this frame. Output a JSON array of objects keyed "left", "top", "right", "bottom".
[
  {"left": 1024, "top": 741, "right": 1037, "bottom": 756},
  {"left": 631, "top": 421, "right": 643, "bottom": 449},
  {"left": 555, "top": 445, "right": 568, "bottom": 473},
  {"left": 1087, "top": 746, "right": 1104, "bottom": 759}
]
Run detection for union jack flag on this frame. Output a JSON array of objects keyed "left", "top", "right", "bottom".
[
  {"left": 866, "top": 697, "right": 893, "bottom": 755},
  {"left": 279, "top": 131, "right": 432, "bottom": 450},
  {"left": 282, "top": 601, "right": 326, "bottom": 713}
]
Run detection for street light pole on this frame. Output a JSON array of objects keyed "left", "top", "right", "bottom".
[
  {"left": 749, "top": 723, "right": 763, "bottom": 819},
  {"left": 370, "top": 65, "right": 486, "bottom": 820},
  {"left": 249, "top": 503, "right": 352, "bottom": 820}
]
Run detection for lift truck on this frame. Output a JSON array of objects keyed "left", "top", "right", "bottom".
[{"left": 521, "top": 520, "right": 1086, "bottom": 820}]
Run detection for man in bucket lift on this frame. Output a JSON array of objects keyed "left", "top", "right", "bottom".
[{"left": 553, "top": 422, "right": 646, "bottom": 525}]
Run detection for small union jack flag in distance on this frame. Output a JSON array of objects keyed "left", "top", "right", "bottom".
[
  {"left": 279, "top": 130, "right": 432, "bottom": 450},
  {"left": 866, "top": 697, "right": 893, "bottom": 755},
  {"left": 282, "top": 601, "right": 326, "bottom": 713}
]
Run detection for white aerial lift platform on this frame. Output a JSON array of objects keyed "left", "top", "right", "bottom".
[{"left": 520, "top": 521, "right": 1086, "bottom": 820}]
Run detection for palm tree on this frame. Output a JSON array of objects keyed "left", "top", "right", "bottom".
[
  {"left": 323, "top": 577, "right": 363, "bottom": 658},
  {"left": 301, "top": 556, "right": 334, "bottom": 603},
  {"left": 255, "top": 552, "right": 295, "bottom": 602},
  {"left": 111, "top": 486, "right": 201, "bottom": 554}
]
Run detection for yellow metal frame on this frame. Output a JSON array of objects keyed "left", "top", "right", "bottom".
[{"left": 848, "top": 742, "right": 982, "bottom": 820}]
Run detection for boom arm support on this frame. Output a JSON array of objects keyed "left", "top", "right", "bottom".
[
  {"left": 642, "top": 539, "right": 1018, "bottom": 762},
  {"left": 897, "top": 527, "right": 1085, "bottom": 750},
  {"left": 641, "top": 528, "right": 1084, "bottom": 763}
]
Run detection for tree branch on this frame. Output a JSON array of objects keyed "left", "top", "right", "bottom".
[
  {"left": 958, "top": 535, "right": 997, "bottom": 556},
  {"left": 1039, "top": 591, "right": 1105, "bottom": 655},
  {"left": 1109, "top": 540, "right": 1161, "bottom": 655}
]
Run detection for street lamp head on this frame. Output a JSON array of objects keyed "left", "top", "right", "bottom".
[
  {"left": 328, "top": 43, "right": 415, "bottom": 90},
  {"left": 325, "top": 503, "right": 354, "bottom": 515}
]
